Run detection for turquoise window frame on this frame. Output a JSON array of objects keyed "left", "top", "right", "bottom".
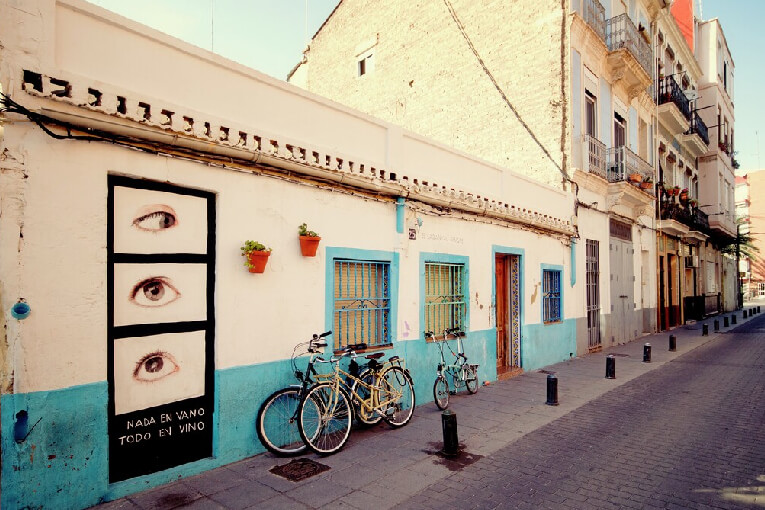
[
  {"left": 541, "top": 264, "right": 563, "bottom": 324},
  {"left": 325, "top": 247, "right": 399, "bottom": 349},
  {"left": 419, "top": 252, "right": 469, "bottom": 339}
]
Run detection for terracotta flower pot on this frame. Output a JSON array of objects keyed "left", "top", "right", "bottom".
[
  {"left": 299, "top": 236, "right": 321, "bottom": 257},
  {"left": 640, "top": 182, "right": 653, "bottom": 190},
  {"left": 247, "top": 251, "right": 270, "bottom": 273},
  {"left": 628, "top": 173, "right": 643, "bottom": 183}
]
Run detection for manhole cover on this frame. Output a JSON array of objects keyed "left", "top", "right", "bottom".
[{"left": 270, "top": 458, "right": 330, "bottom": 482}]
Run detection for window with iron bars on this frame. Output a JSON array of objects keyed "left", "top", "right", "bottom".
[
  {"left": 333, "top": 260, "right": 390, "bottom": 349},
  {"left": 424, "top": 262, "right": 466, "bottom": 335},
  {"left": 543, "top": 269, "right": 562, "bottom": 323}
]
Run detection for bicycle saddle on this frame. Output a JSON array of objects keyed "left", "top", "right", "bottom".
[{"left": 365, "top": 352, "right": 385, "bottom": 360}]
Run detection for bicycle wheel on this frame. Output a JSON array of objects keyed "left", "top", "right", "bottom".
[
  {"left": 464, "top": 365, "right": 479, "bottom": 394},
  {"left": 380, "top": 366, "right": 415, "bottom": 428},
  {"left": 433, "top": 375, "right": 449, "bottom": 410},
  {"left": 351, "top": 369, "right": 383, "bottom": 426},
  {"left": 298, "top": 383, "right": 352, "bottom": 455},
  {"left": 256, "top": 387, "right": 308, "bottom": 456}
]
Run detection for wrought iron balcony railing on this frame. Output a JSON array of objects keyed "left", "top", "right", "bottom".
[
  {"left": 606, "top": 145, "right": 653, "bottom": 183},
  {"left": 606, "top": 14, "right": 651, "bottom": 77},
  {"left": 689, "top": 111, "right": 709, "bottom": 146},
  {"left": 658, "top": 75, "right": 691, "bottom": 121},
  {"left": 659, "top": 201, "right": 710, "bottom": 232},
  {"left": 581, "top": 0, "right": 606, "bottom": 42},
  {"left": 582, "top": 134, "right": 607, "bottom": 179}
]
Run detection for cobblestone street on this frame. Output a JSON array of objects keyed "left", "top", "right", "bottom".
[{"left": 403, "top": 317, "right": 765, "bottom": 509}]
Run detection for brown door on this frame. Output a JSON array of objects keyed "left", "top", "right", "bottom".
[
  {"left": 495, "top": 254, "right": 509, "bottom": 371},
  {"left": 495, "top": 254, "right": 521, "bottom": 376}
]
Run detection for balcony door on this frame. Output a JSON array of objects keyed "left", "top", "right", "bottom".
[{"left": 614, "top": 113, "right": 626, "bottom": 147}]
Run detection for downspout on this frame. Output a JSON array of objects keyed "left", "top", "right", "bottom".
[{"left": 395, "top": 197, "right": 405, "bottom": 234}]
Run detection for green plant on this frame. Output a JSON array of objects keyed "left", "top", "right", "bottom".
[
  {"left": 241, "top": 240, "right": 271, "bottom": 269},
  {"left": 298, "top": 223, "right": 319, "bottom": 237}
]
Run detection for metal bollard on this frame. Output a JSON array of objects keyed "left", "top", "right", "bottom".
[
  {"left": 744, "top": 311, "right": 747, "bottom": 321},
  {"left": 643, "top": 343, "right": 651, "bottom": 363},
  {"left": 702, "top": 324, "right": 709, "bottom": 336},
  {"left": 441, "top": 409, "right": 459, "bottom": 457},
  {"left": 732, "top": 314, "right": 737, "bottom": 325},
  {"left": 669, "top": 334, "right": 676, "bottom": 352},
  {"left": 758, "top": 306, "right": 761, "bottom": 314},
  {"left": 714, "top": 319, "right": 720, "bottom": 331},
  {"left": 546, "top": 374, "right": 559, "bottom": 406},
  {"left": 605, "top": 355, "right": 616, "bottom": 379},
  {"left": 724, "top": 316, "right": 729, "bottom": 328}
]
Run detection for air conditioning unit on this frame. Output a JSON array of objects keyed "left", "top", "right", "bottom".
[{"left": 685, "top": 255, "right": 699, "bottom": 268}]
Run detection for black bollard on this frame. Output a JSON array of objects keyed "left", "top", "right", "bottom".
[
  {"left": 669, "top": 334, "right": 676, "bottom": 352},
  {"left": 441, "top": 410, "right": 459, "bottom": 457},
  {"left": 714, "top": 319, "right": 720, "bottom": 331},
  {"left": 732, "top": 314, "right": 737, "bottom": 325},
  {"left": 758, "top": 306, "right": 761, "bottom": 314},
  {"left": 724, "top": 316, "right": 729, "bottom": 328},
  {"left": 546, "top": 374, "right": 559, "bottom": 406},
  {"left": 702, "top": 324, "right": 709, "bottom": 336},
  {"left": 743, "top": 311, "right": 747, "bottom": 321},
  {"left": 643, "top": 343, "right": 651, "bottom": 363},
  {"left": 605, "top": 355, "right": 616, "bottom": 379}
]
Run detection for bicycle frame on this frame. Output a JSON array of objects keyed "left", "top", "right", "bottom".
[
  {"left": 315, "top": 355, "right": 403, "bottom": 420},
  {"left": 432, "top": 329, "right": 470, "bottom": 385}
]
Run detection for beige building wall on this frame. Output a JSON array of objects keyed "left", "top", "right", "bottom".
[{"left": 291, "top": 0, "right": 570, "bottom": 189}]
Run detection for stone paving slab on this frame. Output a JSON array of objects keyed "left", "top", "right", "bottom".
[{"left": 92, "top": 305, "right": 765, "bottom": 510}]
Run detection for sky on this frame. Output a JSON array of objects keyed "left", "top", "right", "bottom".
[{"left": 89, "top": 0, "right": 765, "bottom": 173}]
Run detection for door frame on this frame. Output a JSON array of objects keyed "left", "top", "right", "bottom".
[{"left": 493, "top": 246, "right": 524, "bottom": 375}]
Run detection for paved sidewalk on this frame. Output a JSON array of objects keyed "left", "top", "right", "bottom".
[{"left": 95, "top": 305, "right": 764, "bottom": 510}]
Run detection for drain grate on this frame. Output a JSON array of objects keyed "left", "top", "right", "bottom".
[{"left": 270, "top": 458, "right": 330, "bottom": 482}]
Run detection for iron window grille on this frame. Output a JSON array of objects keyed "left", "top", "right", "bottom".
[
  {"left": 543, "top": 269, "right": 562, "bottom": 323},
  {"left": 333, "top": 260, "right": 390, "bottom": 349},
  {"left": 424, "top": 262, "right": 466, "bottom": 335}
]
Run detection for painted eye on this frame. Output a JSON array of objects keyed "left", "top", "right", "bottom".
[
  {"left": 132, "top": 205, "right": 178, "bottom": 231},
  {"left": 133, "top": 351, "right": 179, "bottom": 382},
  {"left": 129, "top": 277, "right": 181, "bottom": 307}
]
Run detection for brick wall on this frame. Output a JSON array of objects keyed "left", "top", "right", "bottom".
[{"left": 297, "top": 0, "right": 568, "bottom": 189}]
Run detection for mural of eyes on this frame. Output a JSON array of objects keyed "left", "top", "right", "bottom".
[
  {"left": 132, "top": 204, "right": 178, "bottom": 231},
  {"left": 133, "top": 351, "right": 180, "bottom": 382},
  {"left": 129, "top": 277, "right": 181, "bottom": 307}
]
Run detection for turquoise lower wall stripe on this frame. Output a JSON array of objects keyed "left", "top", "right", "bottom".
[
  {"left": 1, "top": 328, "right": 501, "bottom": 508},
  {"left": 521, "top": 318, "right": 577, "bottom": 370}
]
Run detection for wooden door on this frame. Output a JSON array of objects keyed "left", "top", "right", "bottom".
[{"left": 495, "top": 254, "right": 508, "bottom": 370}]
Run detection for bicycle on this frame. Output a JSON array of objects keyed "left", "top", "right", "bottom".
[
  {"left": 297, "top": 345, "right": 415, "bottom": 455},
  {"left": 255, "top": 331, "right": 331, "bottom": 456},
  {"left": 427, "top": 328, "right": 479, "bottom": 410}
]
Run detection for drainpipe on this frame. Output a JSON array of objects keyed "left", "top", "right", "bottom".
[{"left": 395, "top": 197, "right": 405, "bottom": 234}]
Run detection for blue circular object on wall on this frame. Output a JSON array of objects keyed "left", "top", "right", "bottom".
[{"left": 11, "top": 302, "right": 31, "bottom": 320}]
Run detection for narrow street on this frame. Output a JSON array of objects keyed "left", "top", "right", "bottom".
[{"left": 403, "top": 318, "right": 765, "bottom": 509}]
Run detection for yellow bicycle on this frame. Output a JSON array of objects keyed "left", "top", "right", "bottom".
[{"left": 297, "top": 344, "right": 415, "bottom": 455}]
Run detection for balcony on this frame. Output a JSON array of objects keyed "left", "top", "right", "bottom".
[
  {"left": 581, "top": 0, "right": 606, "bottom": 42},
  {"left": 604, "top": 145, "right": 655, "bottom": 217},
  {"left": 605, "top": 14, "right": 652, "bottom": 96},
  {"left": 679, "top": 111, "right": 710, "bottom": 158},
  {"left": 582, "top": 134, "right": 607, "bottom": 179},
  {"left": 657, "top": 76, "right": 691, "bottom": 135},
  {"left": 658, "top": 200, "right": 709, "bottom": 239},
  {"left": 606, "top": 145, "right": 653, "bottom": 183}
]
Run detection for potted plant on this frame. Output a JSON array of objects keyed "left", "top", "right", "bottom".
[
  {"left": 298, "top": 223, "right": 321, "bottom": 257},
  {"left": 689, "top": 199, "right": 698, "bottom": 208},
  {"left": 679, "top": 188, "right": 689, "bottom": 201},
  {"left": 671, "top": 185, "right": 680, "bottom": 196},
  {"left": 241, "top": 240, "right": 271, "bottom": 273},
  {"left": 628, "top": 172, "right": 643, "bottom": 184},
  {"left": 640, "top": 176, "right": 653, "bottom": 190}
]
